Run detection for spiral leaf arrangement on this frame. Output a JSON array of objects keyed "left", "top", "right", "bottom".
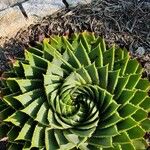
[{"left": 0, "top": 32, "right": 150, "bottom": 150}]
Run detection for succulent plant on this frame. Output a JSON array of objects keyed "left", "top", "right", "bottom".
[{"left": 0, "top": 32, "right": 150, "bottom": 150}]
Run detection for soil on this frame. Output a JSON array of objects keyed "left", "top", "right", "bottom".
[
  {"left": 0, "top": 141, "right": 6, "bottom": 150},
  {"left": 0, "top": 0, "right": 150, "bottom": 149}
]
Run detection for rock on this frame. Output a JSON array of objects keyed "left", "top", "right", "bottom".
[
  {"left": 0, "top": 3, "right": 8, "bottom": 11},
  {"left": 66, "top": 0, "right": 92, "bottom": 6},
  {"left": 0, "top": 6, "right": 28, "bottom": 37},
  {"left": 22, "top": 0, "right": 64, "bottom": 19},
  {"left": 0, "top": 0, "right": 25, "bottom": 10},
  {"left": 136, "top": 47, "right": 145, "bottom": 56},
  {"left": 0, "top": 0, "right": 92, "bottom": 38}
]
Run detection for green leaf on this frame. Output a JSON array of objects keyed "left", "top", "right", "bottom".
[
  {"left": 87, "top": 145, "right": 102, "bottom": 150},
  {"left": 7, "top": 78, "right": 42, "bottom": 93},
  {"left": 117, "top": 117, "right": 137, "bottom": 132},
  {"left": 76, "top": 67, "right": 92, "bottom": 84},
  {"left": 3, "top": 92, "right": 22, "bottom": 109},
  {"left": 0, "top": 32, "right": 150, "bottom": 150},
  {"left": 7, "top": 126, "right": 20, "bottom": 142},
  {"left": 48, "top": 109, "right": 63, "bottom": 129},
  {"left": 100, "top": 113, "right": 122, "bottom": 129},
  {"left": 8, "top": 143, "right": 23, "bottom": 150},
  {"left": 100, "top": 37, "right": 106, "bottom": 53},
  {"left": 97, "top": 88, "right": 106, "bottom": 107},
  {"left": 114, "top": 76, "right": 129, "bottom": 99},
  {"left": 116, "top": 89, "right": 135, "bottom": 105},
  {"left": 46, "top": 62, "right": 67, "bottom": 76},
  {"left": 35, "top": 41, "right": 43, "bottom": 50},
  {"left": 107, "top": 70, "right": 120, "bottom": 93},
  {"left": 63, "top": 47, "right": 81, "bottom": 68},
  {"left": 136, "top": 79, "right": 150, "bottom": 91},
  {"left": 140, "top": 119, "right": 150, "bottom": 131},
  {"left": 71, "top": 33, "right": 79, "bottom": 50},
  {"left": 1, "top": 87, "right": 11, "bottom": 97},
  {"left": 54, "top": 130, "right": 75, "bottom": 150},
  {"left": 97, "top": 65, "right": 108, "bottom": 89},
  {"left": 53, "top": 54, "right": 74, "bottom": 73},
  {"left": 91, "top": 37, "right": 106, "bottom": 53},
  {"left": 115, "top": 48, "right": 124, "bottom": 61},
  {"left": 0, "top": 107, "right": 14, "bottom": 120},
  {"left": 79, "top": 33, "right": 91, "bottom": 53},
  {"left": 114, "top": 57, "right": 129, "bottom": 75},
  {"left": 88, "top": 137, "right": 112, "bottom": 148},
  {"left": 22, "top": 63, "right": 46, "bottom": 79},
  {"left": 4, "top": 111, "right": 27, "bottom": 127},
  {"left": 12, "top": 60, "right": 24, "bottom": 77},
  {"left": 16, "top": 118, "right": 36, "bottom": 141},
  {"left": 125, "top": 59, "right": 139, "bottom": 74},
  {"left": 125, "top": 74, "right": 141, "bottom": 90},
  {"left": 132, "top": 108, "right": 148, "bottom": 122},
  {"left": 44, "top": 74, "right": 62, "bottom": 86},
  {"left": 50, "top": 35, "right": 63, "bottom": 51},
  {"left": 121, "top": 143, "right": 135, "bottom": 150},
  {"left": 21, "top": 97, "right": 44, "bottom": 118},
  {"left": 103, "top": 46, "right": 115, "bottom": 70},
  {"left": 70, "top": 128, "right": 96, "bottom": 137},
  {"left": 0, "top": 123, "right": 10, "bottom": 139},
  {"left": 28, "top": 46, "right": 43, "bottom": 56},
  {"left": 0, "top": 101, "right": 6, "bottom": 112},
  {"left": 89, "top": 44, "right": 103, "bottom": 67},
  {"left": 63, "top": 130, "right": 81, "bottom": 145},
  {"left": 113, "top": 132, "right": 131, "bottom": 144},
  {"left": 25, "top": 50, "right": 48, "bottom": 69},
  {"left": 35, "top": 102, "right": 49, "bottom": 125},
  {"left": 101, "top": 101, "right": 120, "bottom": 120},
  {"left": 22, "top": 142, "right": 31, "bottom": 150},
  {"left": 31, "top": 124, "right": 45, "bottom": 148},
  {"left": 136, "top": 63, "right": 143, "bottom": 74},
  {"left": 127, "top": 126, "right": 145, "bottom": 139},
  {"left": 101, "top": 93, "right": 113, "bottom": 113},
  {"left": 82, "top": 32, "right": 96, "bottom": 44},
  {"left": 140, "top": 97, "right": 150, "bottom": 111},
  {"left": 92, "top": 125, "right": 119, "bottom": 137},
  {"left": 6, "top": 79, "right": 20, "bottom": 93},
  {"left": 118, "top": 103, "right": 138, "bottom": 118},
  {"left": 75, "top": 42, "right": 91, "bottom": 66},
  {"left": 130, "top": 90, "right": 147, "bottom": 105},
  {"left": 132, "top": 139, "right": 148, "bottom": 150},
  {"left": 85, "top": 64, "right": 99, "bottom": 84},
  {"left": 62, "top": 36, "right": 74, "bottom": 51},
  {"left": 45, "top": 128, "right": 59, "bottom": 150},
  {"left": 14, "top": 89, "right": 43, "bottom": 106}
]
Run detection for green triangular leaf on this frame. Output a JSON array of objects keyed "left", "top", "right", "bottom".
[{"left": 75, "top": 42, "right": 91, "bottom": 66}]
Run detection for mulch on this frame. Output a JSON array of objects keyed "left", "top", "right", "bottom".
[{"left": 0, "top": 0, "right": 150, "bottom": 149}]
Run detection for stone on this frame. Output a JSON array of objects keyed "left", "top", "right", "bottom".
[
  {"left": 22, "top": 0, "right": 64, "bottom": 19},
  {"left": 136, "top": 47, "right": 145, "bottom": 56},
  {"left": 0, "top": 0, "right": 25, "bottom": 11},
  {"left": 0, "top": 3, "right": 8, "bottom": 11},
  {"left": 0, "top": 6, "right": 28, "bottom": 37},
  {"left": 0, "top": 0, "right": 92, "bottom": 38},
  {"left": 66, "top": 0, "right": 92, "bottom": 6}
]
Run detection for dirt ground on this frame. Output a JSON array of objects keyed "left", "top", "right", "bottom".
[{"left": 0, "top": 0, "right": 150, "bottom": 148}]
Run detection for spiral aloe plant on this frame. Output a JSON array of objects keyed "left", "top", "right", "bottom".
[{"left": 0, "top": 32, "right": 150, "bottom": 150}]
